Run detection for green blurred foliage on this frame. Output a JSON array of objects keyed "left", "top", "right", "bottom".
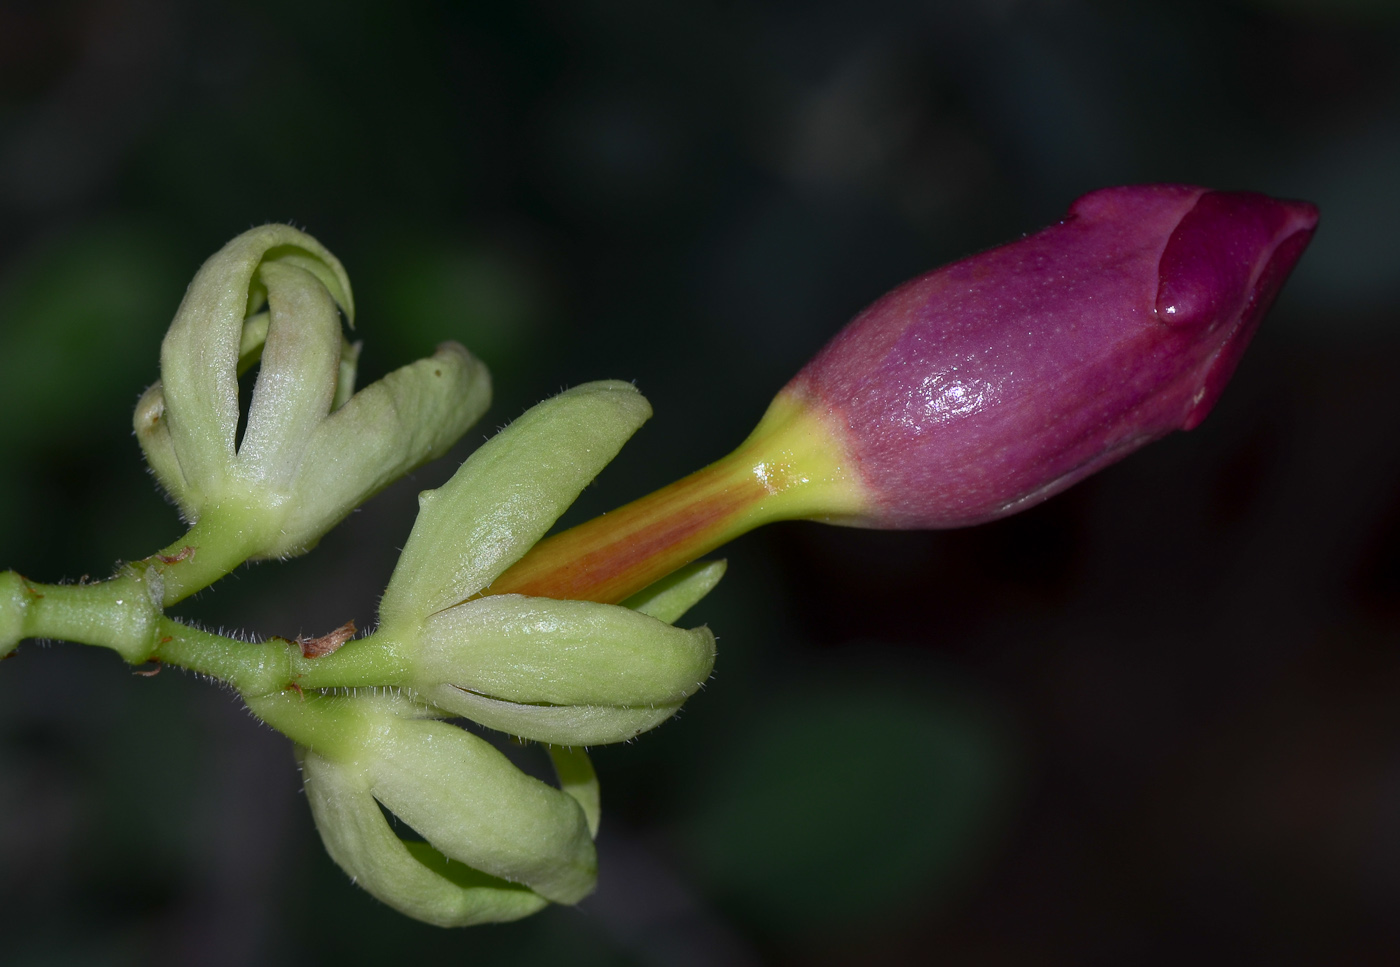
[
  {"left": 359, "top": 233, "right": 558, "bottom": 386},
  {"left": 0, "top": 219, "right": 180, "bottom": 447},
  {"left": 0, "top": 220, "right": 184, "bottom": 571},
  {"left": 678, "top": 666, "right": 1020, "bottom": 938}
]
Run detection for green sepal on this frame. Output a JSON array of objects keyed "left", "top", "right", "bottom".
[
  {"left": 622, "top": 559, "right": 727, "bottom": 624},
  {"left": 334, "top": 339, "right": 362, "bottom": 411},
  {"left": 236, "top": 308, "right": 359, "bottom": 394},
  {"left": 418, "top": 594, "right": 715, "bottom": 707},
  {"left": 380, "top": 381, "right": 651, "bottom": 625},
  {"left": 132, "top": 382, "right": 191, "bottom": 517},
  {"left": 267, "top": 342, "right": 490, "bottom": 559},
  {"left": 418, "top": 683, "right": 683, "bottom": 747},
  {"left": 549, "top": 746, "right": 601, "bottom": 838},
  {"left": 362, "top": 715, "right": 596, "bottom": 904},
  {"left": 236, "top": 260, "right": 342, "bottom": 490},
  {"left": 256, "top": 692, "right": 595, "bottom": 904},
  {"left": 139, "top": 224, "right": 493, "bottom": 571},
  {"left": 257, "top": 246, "right": 355, "bottom": 325},
  {"left": 298, "top": 746, "right": 548, "bottom": 927},
  {"left": 159, "top": 225, "right": 350, "bottom": 506},
  {"left": 237, "top": 312, "right": 271, "bottom": 374}
]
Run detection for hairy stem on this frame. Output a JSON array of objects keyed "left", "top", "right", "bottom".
[
  {"left": 0, "top": 568, "right": 300, "bottom": 694},
  {"left": 146, "top": 503, "right": 280, "bottom": 606}
]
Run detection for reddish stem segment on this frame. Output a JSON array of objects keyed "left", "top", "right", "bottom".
[
  {"left": 486, "top": 455, "right": 770, "bottom": 604},
  {"left": 485, "top": 390, "right": 869, "bottom": 604}
]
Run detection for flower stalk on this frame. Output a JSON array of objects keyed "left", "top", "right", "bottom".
[{"left": 486, "top": 390, "right": 866, "bottom": 603}]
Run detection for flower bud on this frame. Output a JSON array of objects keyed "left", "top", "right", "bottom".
[
  {"left": 483, "top": 185, "right": 1319, "bottom": 605},
  {"left": 410, "top": 593, "right": 715, "bottom": 746},
  {"left": 784, "top": 184, "right": 1319, "bottom": 528},
  {"left": 297, "top": 744, "right": 551, "bottom": 927},
  {"left": 134, "top": 225, "right": 490, "bottom": 563},
  {"left": 249, "top": 692, "right": 597, "bottom": 925}
]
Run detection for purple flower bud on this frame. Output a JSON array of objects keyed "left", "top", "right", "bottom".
[
  {"left": 783, "top": 184, "right": 1318, "bottom": 528},
  {"left": 491, "top": 184, "right": 1318, "bottom": 605}
]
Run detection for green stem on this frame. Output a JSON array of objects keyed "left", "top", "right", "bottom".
[
  {"left": 2, "top": 500, "right": 279, "bottom": 665},
  {"left": 2, "top": 569, "right": 161, "bottom": 664},
  {"left": 145, "top": 504, "right": 280, "bottom": 606},
  {"left": 0, "top": 568, "right": 300, "bottom": 694},
  {"left": 284, "top": 630, "right": 410, "bottom": 690},
  {"left": 151, "top": 617, "right": 296, "bottom": 696}
]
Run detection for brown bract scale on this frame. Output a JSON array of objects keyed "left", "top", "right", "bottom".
[{"left": 298, "top": 620, "right": 358, "bottom": 659}]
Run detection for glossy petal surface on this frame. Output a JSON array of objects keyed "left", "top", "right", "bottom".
[{"left": 786, "top": 185, "right": 1318, "bottom": 528}]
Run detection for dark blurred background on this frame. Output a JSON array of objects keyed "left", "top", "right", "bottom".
[{"left": 2, "top": 0, "right": 1399, "bottom": 963}]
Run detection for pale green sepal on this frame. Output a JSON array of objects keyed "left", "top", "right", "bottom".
[
  {"left": 334, "top": 339, "right": 362, "bottom": 411},
  {"left": 365, "top": 716, "right": 597, "bottom": 904},
  {"left": 160, "top": 225, "right": 347, "bottom": 500},
  {"left": 237, "top": 307, "right": 360, "bottom": 410},
  {"left": 420, "top": 683, "right": 683, "bottom": 746},
  {"left": 261, "top": 247, "right": 354, "bottom": 325},
  {"left": 237, "top": 312, "right": 270, "bottom": 375},
  {"left": 381, "top": 381, "right": 651, "bottom": 624},
  {"left": 399, "top": 843, "right": 547, "bottom": 922},
  {"left": 132, "top": 382, "right": 194, "bottom": 518},
  {"left": 1, "top": 571, "right": 27, "bottom": 657},
  {"left": 623, "top": 559, "right": 728, "bottom": 624},
  {"left": 267, "top": 342, "right": 490, "bottom": 559},
  {"left": 549, "top": 746, "right": 601, "bottom": 838},
  {"left": 299, "top": 747, "right": 547, "bottom": 927},
  {"left": 419, "top": 595, "right": 715, "bottom": 707},
  {"left": 236, "top": 261, "right": 341, "bottom": 489}
]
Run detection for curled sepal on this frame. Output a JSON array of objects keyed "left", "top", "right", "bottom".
[
  {"left": 380, "top": 380, "right": 651, "bottom": 625},
  {"left": 298, "top": 746, "right": 549, "bottom": 927},
  {"left": 133, "top": 382, "right": 190, "bottom": 516},
  {"left": 247, "top": 248, "right": 355, "bottom": 325},
  {"left": 361, "top": 715, "right": 596, "bottom": 904},
  {"left": 419, "top": 684, "right": 682, "bottom": 747},
  {"left": 283, "top": 595, "right": 711, "bottom": 745},
  {"left": 158, "top": 225, "right": 352, "bottom": 506},
  {"left": 274, "top": 379, "right": 711, "bottom": 747},
  {"left": 334, "top": 339, "right": 362, "bottom": 411},
  {"left": 263, "top": 342, "right": 490, "bottom": 558},
  {"left": 416, "top": 595, "right": 715, "bottom": 707},
  {"left": 234, "top": 309, "right": 360, "bottom": 406},
  {"left": 133, "top": 225, "right": 496, "bottom": 593},
  {"left": 254, "top": 691, "right": 596, "bottom": 911},
  {"left": 235, "top": 260, "right": 343, "bottom": 490},
  {"left": 622, "top": 559, "right": 727, "bottom": 624}
]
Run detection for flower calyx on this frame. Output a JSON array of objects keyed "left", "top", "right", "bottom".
[
  {"left": 286, "top": 381, "right": 723, "bottom": 746},
  {"left": 250, "top": 691, "right": 599, "bottom": 926},
  {"left": 134, "top": 225, "right": 491, "bottom": 583}
]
